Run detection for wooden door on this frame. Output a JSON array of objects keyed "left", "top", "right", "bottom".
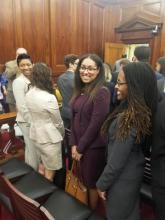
[{"left": 104, "top": 42, "right": 126, "bottom": 64}]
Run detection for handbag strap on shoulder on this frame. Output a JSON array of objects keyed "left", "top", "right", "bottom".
[{"left": 70, "top": 159, "right": 77, "bottom": 172}]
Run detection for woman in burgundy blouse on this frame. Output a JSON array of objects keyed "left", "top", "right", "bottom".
[{"left": 70, "top": 53, "right": 110, "bottom": 210}]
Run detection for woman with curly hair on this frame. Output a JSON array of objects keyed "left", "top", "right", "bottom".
[
  {"left": 97, "top": 62, "right": 158, "bottom": 220},
  {"left": 25, "top": 63, "right": 64, "bottom": 181}
]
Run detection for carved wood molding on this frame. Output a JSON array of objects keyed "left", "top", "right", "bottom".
[{"left": 115, "top": 13, "right": 162, "bottom": 33}]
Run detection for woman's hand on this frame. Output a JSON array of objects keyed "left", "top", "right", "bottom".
[
  {"left": 74, "top": 151, "right": 82, "bottom": 161},
  {"left": 71, "top": 145, "right": 82, "bottom": 161},
  {"left": 71, "top": 145, "right": 77, "bottom": 159},
  {"left": 97, "top": 188, "right": 107, "bottom": 201}
]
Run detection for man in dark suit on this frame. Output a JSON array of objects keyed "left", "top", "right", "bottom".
[{"left": 57, "top": 54, "right": 79, "bottom": 128}]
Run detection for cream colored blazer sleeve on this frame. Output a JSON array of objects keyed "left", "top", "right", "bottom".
[{"left": 46, "top": 95, "right": 65, "bottom": 137}]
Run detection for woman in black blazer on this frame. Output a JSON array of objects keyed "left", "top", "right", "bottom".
[
  {"left": 97, "top": 62, "right": 158, "bottom": 220},
  {"left": 152, "top": 97, "right": 165, "bottom": 220}
]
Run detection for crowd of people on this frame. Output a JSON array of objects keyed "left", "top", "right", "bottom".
[{"left": 1, "top": 46, "right": 165, "bottom": 220}]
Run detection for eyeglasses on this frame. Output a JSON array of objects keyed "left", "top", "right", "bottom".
[
  {"left": 116, "top": 81, "right": 127, "bottom": 86},
  {"left": 79, "top": 66, "right": 98, "bottom": 73}
]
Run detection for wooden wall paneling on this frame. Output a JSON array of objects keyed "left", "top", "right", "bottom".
[
  {"left": 1, "top": 0, "right": 165, "bottom": 75},
  {"left": 150, "top": 35, "right": 161, "bottom": 66},
  {"left": 103, "top": 5, "right": 121, "bottom": 44},
  {"left": 0, "top": 64, "right": 5, "bottom": 72},
  {"left": 13, "top": 0, "right": 23, "bottom": 51},
  {"left": 160, "top": 0, "right": 165, "bottom": 56},
  {"left": 143, "top": 1, "right": 161, "bottom": 16},
  {"left": 70, "top": 0, "right": 90, "bottom": 55},
  {"left": 120, "top": 1, "right": 161, "bottom": 26},
  {"left": 89, "top": 2, "right": 104, "bottom": 58},
  {"left": 104, "top": 42, "right": 126, "bottom": 64},
  {"left": 121, "top": 4, "right": 140, "bottom": 22},
  {"left": 50, "top": 0, "right": 71, "bottom": 76},
  {"left": 110, "top": 0, "right": 162, "bottom": 67},
  {"left": 18, "top": 0, "right": 50, "bottom": 65},
  {"left": 121, "top": 31, "right": 153, "bottom": 42},
  {"left": 43, "top": 0, "right": 51, "bottom": 66},
  {"left": 0, "top": 0, "right": 16, "bottom": 63}
]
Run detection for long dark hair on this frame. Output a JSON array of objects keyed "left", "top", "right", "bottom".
[
  {"left": 102, "top": 62, "right": 158, "bottom": 143},
  {"left": 72, "top": 53, "right": 105, "bottom": 101},
  {"left": 31, "top": 63, "right": 54, "bottom": 94}
]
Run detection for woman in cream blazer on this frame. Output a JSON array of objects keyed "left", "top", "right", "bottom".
[{"left": 25, "top": 63, "right": 64, "bottom": 181}]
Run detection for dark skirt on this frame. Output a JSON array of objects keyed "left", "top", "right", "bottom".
[{"left": 78, "top": 147, "right": 106, "bottom": 188}]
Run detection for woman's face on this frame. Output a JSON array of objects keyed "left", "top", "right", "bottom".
[
  {"left": 155, "top": 62, "right": 161, "bottom": 72},
  {"left": 18, "top": 59, "right": 33, "bottom": 78},
  {"left": 79, "top": 58, "right": 99, "bottom": 84},
  {"left": 115, "top": 69, "right": 128, "bottom": 101}
]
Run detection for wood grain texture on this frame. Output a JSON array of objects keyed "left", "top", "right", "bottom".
[{"left": 0, "top": 0, "right": 165, "bottom": 77}]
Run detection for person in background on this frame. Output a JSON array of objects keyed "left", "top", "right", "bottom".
[
  {"left": 132, "top": 46, "right": 151, "bottom": 63},
  {"left": 25, "top": 63, "right": 64, "bottom": 181},
  {"left": 103, "top": 63, "right": 112, "bottom": 84},
  {"left": 155, "top": 56, "right": 165, "bottom": 76},
  {"left": 0, "top": 70, "right": 8, "bottom": 113},
  {"left": 97, "top": 62, "right": 157, "bottom": 220},
  {"left": 13, "top": 53, "right": 38, "bottom": 170},
  {"left": 57, "top": 54, "right": 79, "bottom": 128},
  {"left": 70, "top": 53, "right": 110, "bottom": 210},
  {"left": 5, "top": 48, "right": 27, "bottom": 112},
  {"left": 155, "top": 56, "right": 165, "bottom": 79},
  {"left": 133, "top": 45, "right": 162, "bottom": 81},
  {"left": 114, "top": 54, "right": 127, "bottom": 73},
  {"left": 111, "top": 58, "right": 130, "bottom": 84},
  {"left": 156, "top": 57, "right": 165, "bottom": 93}
]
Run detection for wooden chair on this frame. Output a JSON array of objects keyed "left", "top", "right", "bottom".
[
  {"left": 0, "top": 172, "right": 92, "bottom": 220},
  {"left": 0, "top": 113, "right": 32, "bottom": 182},
  {"left": 0, "top": 172, "right": 55, "bottom": 220},
  {"left": 0, "top": 168, "right": 57, "bottom": 218},
  {"left": 0, "top": 158, "right": 32, "bottom": 182},
  {"left": 0, "top": 170, "right": 17, "bottom": 218},
  {"left": 43, "top": 189, "right": 91, "bottom": 220}
]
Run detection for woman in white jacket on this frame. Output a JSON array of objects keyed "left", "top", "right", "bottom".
[{"left": 25, "top": 63, "right": 64, "bottom": 181}]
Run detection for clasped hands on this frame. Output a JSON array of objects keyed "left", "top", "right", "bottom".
[{"left": 71, "top": 145, "right": 82, "bottom": 161}]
